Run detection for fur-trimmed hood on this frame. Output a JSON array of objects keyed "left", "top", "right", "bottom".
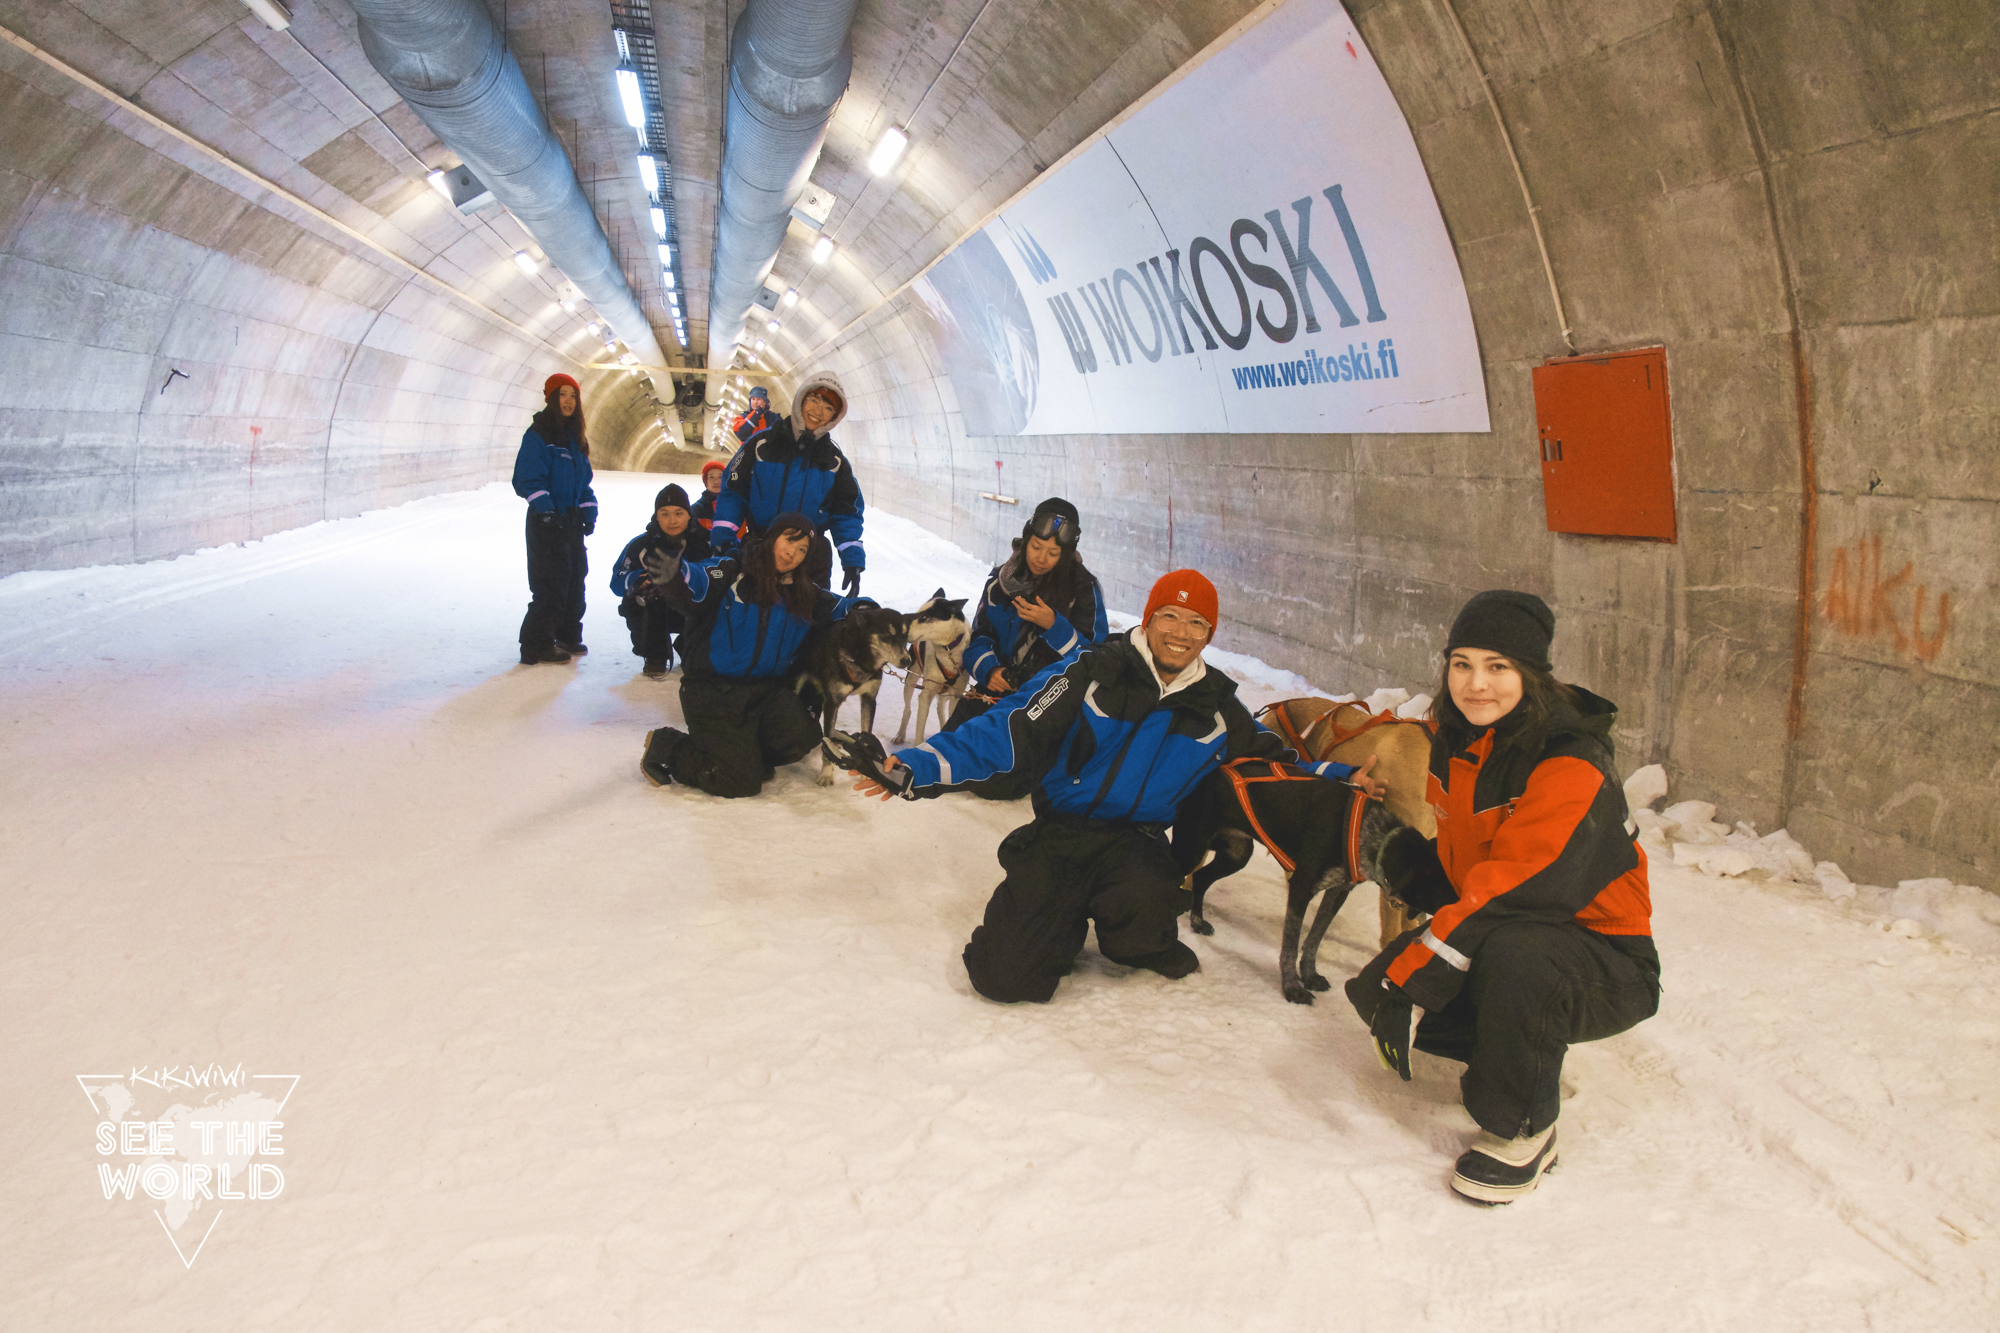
[{"left": 789, "top": 369, "right": 849, "bottom": 437}]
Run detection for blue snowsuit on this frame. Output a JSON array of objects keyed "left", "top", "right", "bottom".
[
  {"left": 890, "top": 632, "right": 1354, "bottom": 1001},
  {"left": 510, "top": 417, "right": 597, "bottom": 653}
]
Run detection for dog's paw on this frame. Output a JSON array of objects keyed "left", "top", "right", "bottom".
[
  {"left": 1282, "top": 982, "right": 1316, "bottom": 1005},
  {"left": 1304, "top": 973, "right": 1331, "bottom": 992},
  {"left": 1190, "top": 916, "right": 1215, "bottom": 936},
  {"left": 815, "top": 764, "right": 838, "bottom": 787}
]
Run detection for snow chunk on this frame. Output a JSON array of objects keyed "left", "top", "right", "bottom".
[
  {"left": 1623, "top": 763, "right": 1668, "bottom": 814},
  {"left": 1674, "top": 843, "right": 1758, "bottom": 877},
  {"left": 1814, "top": 861, "right": 1856, "bottom": 901},
  {"left": 1394, "top": 692, "right": 1432, "bottom": 720},
  {"left": 1362, "top": 686, "right": 1410, "bottom": 714}
]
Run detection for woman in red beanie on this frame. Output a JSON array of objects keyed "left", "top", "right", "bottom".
[
  {"left": 510, "top": 373, "right": 598, "bottom": 664},
  {"left": 690, "top": 459, "right": 727, "bottom": 531},
  {"left": 1347, "top": 589, "right": 1659, "bottom": 1203}
]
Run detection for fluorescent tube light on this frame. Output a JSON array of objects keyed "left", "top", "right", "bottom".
[
  {"left": 810, "top": 235, "right": 835, "bottom": 264},
  {"left": 240, "top": 0, "right": 291, "bottom": 31},
  {"left": 636, "top": 154, "right": 659, "bottom": 195},
  {"left": 868, "top": 126, "right": 908, "bottom": 176},
  {"left": 615, "top": 69, "right": 645, "bottom": 129},
  {"left": 783, "top": 287, "right": 798, "bottom": 307},
  {"left": 651, "top": 207, "right": 666, "bottom": 238},
  {"left": 513, "top": 251, "right": 538, "bottom": 276},
  {"left": 658, "top": 243, "right": 672, "bottom": 267}
]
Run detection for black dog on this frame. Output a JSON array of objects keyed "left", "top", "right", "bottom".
[
  {"left": 794, "top": 606, "right": 913, "bottom": 786},
  {"left": 1171, "top": 760, "right": 1405, "bottom": 1004}
]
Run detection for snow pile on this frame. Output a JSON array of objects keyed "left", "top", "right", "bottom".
[{"left": 1623, "top": 763, "right": 1998, "bottom": 957}]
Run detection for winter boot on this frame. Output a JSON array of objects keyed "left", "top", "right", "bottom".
[
  {"left": 521, "top": 643, "right": 572, "bottom": 665},
  {"left": 641, "top": 728, "right": 682, "bottom": 787},
  {"left": 556, "top": 640, "right": 588, "bottom": 657},
  {"left": 643, "top": 656, "right": 669, "bottom": 679},
  {"left": 1112, "top": 940, "right": 1201, "bottom": 980},
  {"left": 1450, "top": 1124, "right": 1558, "bottom": 1204}
]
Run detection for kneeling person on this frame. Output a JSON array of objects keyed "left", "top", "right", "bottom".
[
  {"left": 847, "top": 571, "right": 1364, "bottom": 1003},
  {"left": 639, "top": 512, "right": 869, "bottom": 797},
  {"left": 611, "top": 484, "right": 712, "bottom": 676}
]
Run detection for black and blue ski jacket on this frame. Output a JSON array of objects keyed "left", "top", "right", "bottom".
[
  {"left": 892, "top": 632, "right": 1354, "bottom": 823},
  {"left": 711, "top": 373, "right": 865, "bottom": 569},
  {"left": 663, "top": 554, "right": 869, "bottom": 681},
  {"left": 510, "top": 425, "right": 597, "bottom": 517},
  {"left": 963, "top": 561, "right": 1109, "bottom": 687}
]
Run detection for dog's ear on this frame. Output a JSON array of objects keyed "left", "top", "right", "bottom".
[
  {"left": 930, "top": 587, "right": 946, "bottom": 600},
  {"left": 946, "top": 599, "right": 966, "bottom": 615}
]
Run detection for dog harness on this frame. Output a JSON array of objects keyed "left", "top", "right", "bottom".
[{"left": 1218, "top": 757, "right": 1373, "bottom": 883}]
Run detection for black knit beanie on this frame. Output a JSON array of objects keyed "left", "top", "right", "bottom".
[
  {"left": 1446, "top": 590, "right": 1555, "bottom": 672},
  {"left": 765, "top": 510, "right": 814, "bottom": 539},
  {"left": 654, "top": 484, "right": 690, "bottom": 512},
  {"left": 1023, "top": 496, "right": 1081, "bottom": 547}
]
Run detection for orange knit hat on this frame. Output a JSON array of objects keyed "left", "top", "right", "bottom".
[{"left": 1143, "top": 569, "right": 1218, "bottom": 628}]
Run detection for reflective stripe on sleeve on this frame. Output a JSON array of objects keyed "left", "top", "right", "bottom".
[
  {"left": 1420, "top": 927, "right": 1471, "bottom": 972},
  {"left": 917, "top": 742, "right": 952, "bottom": 786}
]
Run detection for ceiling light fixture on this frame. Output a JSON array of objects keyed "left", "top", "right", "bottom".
[
  {"left": 664, "top": 271, "right": 676, "bottom": 290},
  {"left": 636, "top": 154, "right": 659, "bottom": 195},
  {"left": 513, "top": 251, "right": 538, "bottom": 276},
  {"left": 658, "top": 243, "right": 672, "bottom": 267},
  {"left": 240, "top": 0, "right": 291, "bottom": 32},
  {"left": 782, "top": 287, "right": 798, "bottom": 307},
  {"left": 651, "top": 207, "right": 666, "bottom": 238},
  {"left": 868, "top": 125, "right": 908, "bottom": 176},
  {"left": 810, "top": 235, "right": 835, "bottom": 264},
  {"left": 426, "top": 168, "right": 452, "bottom": 201},
  {"left": 766, "top": 318, "right": 780, "bottom": 332},
  {"left": 615, "top": 69, "right": 645, "bottom": 129}
]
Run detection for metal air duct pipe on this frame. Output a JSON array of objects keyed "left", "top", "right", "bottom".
[
  {"left": 705, "top": 0, "right": 858, "bottom": 386},
  {"left": 349, "top": 0, "right": 666, "bottom": 367}
]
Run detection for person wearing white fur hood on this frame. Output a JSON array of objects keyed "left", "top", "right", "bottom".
[{"left": 710, "top": 371, "right": 867, "bottom": 595}]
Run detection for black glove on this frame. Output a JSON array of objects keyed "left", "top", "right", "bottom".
[
  {"left": 1377, "top": 826, "right": 1456, "bottom": 915},
  {"left": 842, "top": 566, "right": 862, "bottom": 597},
  {"left": 534, "top": 510, "right": 560, "bottom": 529},
  {"left": 1367, "top": 980, "right": 1417, "bottom": 1081},
  {"left": 640, "top": 547, "right": 682, "bottom": 588},
  {"left": 582, "top": 520, "right": 595, "bottom": 535},
  {"left": 822, "top": 729, "right": 911, "bottom": 795}
]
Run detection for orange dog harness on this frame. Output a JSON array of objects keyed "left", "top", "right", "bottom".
[{"left": 1218, "top": 758, "right": 1372, "bottom": 883}]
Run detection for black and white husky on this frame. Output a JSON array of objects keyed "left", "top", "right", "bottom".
[
  {"left": 794, "top": 605, "right": 914, "bottom": 786},
  {"left": 894, "top": 588, "right": 969, "bottom": 745}
]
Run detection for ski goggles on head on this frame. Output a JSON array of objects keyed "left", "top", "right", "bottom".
[{"left": 1025, "top": 510, "right": 1079, "bottom": 549}]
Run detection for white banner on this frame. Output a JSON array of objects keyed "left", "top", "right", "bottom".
[{"left": 910, "top": 0, "right": 1488, "bottom": 436}]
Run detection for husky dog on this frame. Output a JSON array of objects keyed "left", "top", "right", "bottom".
[
  {"left": 794, "top": 605, "right": 913, "bottom": 786},
  {"left": 893, "top": 588, "right": 969, "bottom": 745},
  {"left": 1171, "top": 764, "right": 1405, "bottom": 1004}
]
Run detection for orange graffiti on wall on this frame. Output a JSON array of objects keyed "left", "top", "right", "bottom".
[{"left": 1823, "top": 534, "right": 1950, "bottom": 662}]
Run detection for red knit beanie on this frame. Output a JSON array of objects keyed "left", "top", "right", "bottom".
[
  {"left": 544, "top": 373, "right": 581, "bottom": 400},
  {"left": 1143, "top": 569, "right": 1218, "bottom": 628},
  {"left": 701, "top": 460, "right": 727, "bottom": 478}
]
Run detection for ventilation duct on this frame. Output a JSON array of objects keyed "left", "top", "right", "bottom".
[
  {"left": 706, "top": 0, "right": 859, "bottom": 385},
  {"left": 350, "top": 0, "right": 666, "bottom": 367}
]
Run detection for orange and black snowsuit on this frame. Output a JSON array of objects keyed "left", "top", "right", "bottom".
[{"left": 1355, "top": 687, "right": 1660, "bottom": 1136}]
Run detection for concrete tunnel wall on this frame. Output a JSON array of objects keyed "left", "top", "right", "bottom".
[
  {"left": 0, "top": 0, "right": 665, "bottom": 573},
  {"left": 809, "top": 0, "right": 1997, "bottom": 890}
]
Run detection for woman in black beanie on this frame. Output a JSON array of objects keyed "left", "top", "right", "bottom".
[
  {"left": 609, "top": 484, "right": 712, "bottom": 676},
  {"left": 940, "top": 498, "right": 1109, "bottom": 800},
  {"left": 1347, "top": 589, "right": 1661, "bottom": 1203}
]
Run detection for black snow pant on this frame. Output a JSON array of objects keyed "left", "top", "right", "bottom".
[
  {"left": 657, "top": 675, "right": 823, "bottom": 797},
  {"left": 1353, "top": 921, "right": 1660, "bottom": 1138},
  {"left": 963, "top": 814, "right": 1190, "bottom": 1003},
  {"left": 620, "top": 595, "right": 685, "bottom": 661},
  {"left": 520, "top": 510, "right": 587, "bottom": 651}
]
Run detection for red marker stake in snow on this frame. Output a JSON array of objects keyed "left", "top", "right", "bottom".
[{"left": 980, "top": 459, "right": 1018, "bottom": 506}]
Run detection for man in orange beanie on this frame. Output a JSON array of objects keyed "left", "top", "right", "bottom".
[{"left": 838, "top": 569, "right": 1374, "bottom": 1003}]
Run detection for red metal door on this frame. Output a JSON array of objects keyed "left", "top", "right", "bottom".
[{"left": 1530, "top": 347, "right": 1677, "bottom": 542}]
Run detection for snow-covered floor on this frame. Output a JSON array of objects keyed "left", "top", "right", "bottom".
[{"left": 3, "top": 471, "right": 1996, "bottom": 1331}]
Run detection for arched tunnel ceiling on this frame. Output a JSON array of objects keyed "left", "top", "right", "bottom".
[{"left": 0, "top": 0, "right": 1993, "bottom": 889}]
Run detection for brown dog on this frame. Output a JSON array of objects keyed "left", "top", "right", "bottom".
[{"left": 1259, "top": 698, "right": 1437, "bottom": 945}]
